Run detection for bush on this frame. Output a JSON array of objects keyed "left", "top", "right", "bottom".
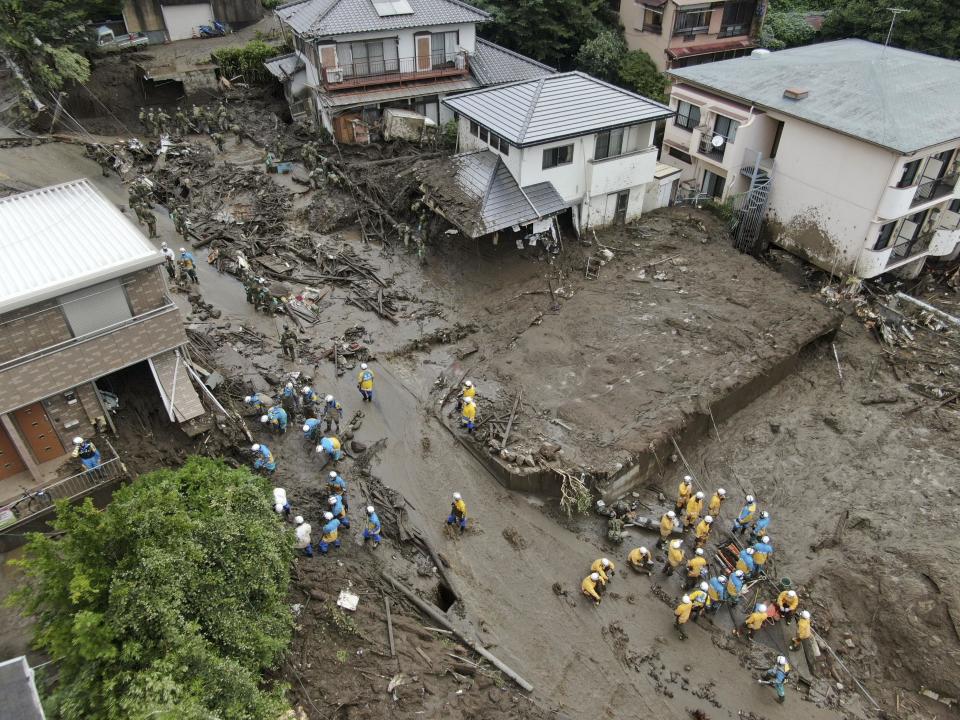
[
  {"left": 11, "top": 457, "right": 294, "bottom": 720},
  {"left": 575, "top": 30, "right": 627, "bottom": 83},
  {"left": 213, "top": 39, "right": 287, "bottom": 83},
  {"left": 760, "top": 11, "right": 817, "bottom": 50},
  {"left": 617, "top": 50, "right": 668, "bottom": 103},
  {"left": 261, "top": 0, "right": 282, "bottom": 8}
]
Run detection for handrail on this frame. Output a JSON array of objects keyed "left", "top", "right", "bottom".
[{"left": 321, "top": 51, "right": 467, "bottom": 88}]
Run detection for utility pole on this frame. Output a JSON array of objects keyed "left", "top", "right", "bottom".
[{"left": 883, "top": 7, "right": 907, "bottom": 51}]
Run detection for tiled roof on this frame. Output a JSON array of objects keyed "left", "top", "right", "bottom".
[
  {"left": 264, "top": 52, "right": 303, "bottom": 79},
  {"left": 276, "top": 0, "right": 488, "bottom": 38},
  {"left": 470, "top": 39, "right": 555, "bottom": 87}
]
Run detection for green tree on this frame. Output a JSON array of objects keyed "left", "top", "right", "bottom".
[
  {"left": 11, "top": 457, "right": 294, "bottom": 720},
  {"left": 575, "top": 29, "right": 627, "bottom": 83},
  {"left": 760, "top": 11, "right": 817, "bottom": 50},
  {"left": 820, "top": 0, "right": 960, "bottom": 58},
  {"left": 617, "top": 50, "right": 668, "bottom": 103}
]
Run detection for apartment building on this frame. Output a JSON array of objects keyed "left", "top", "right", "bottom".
[
  {"left": 620, "top": 0, "right": 763, "bottom": 71},
  {"left": 663, "top": 40, "right": 960, "bottom": 278}
]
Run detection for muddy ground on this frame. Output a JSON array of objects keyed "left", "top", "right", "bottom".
[{"left": 0, "top": 128, "right": 957, "bottom": 720}]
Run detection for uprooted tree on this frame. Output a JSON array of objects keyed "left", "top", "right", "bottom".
[{"left": 10, "top": 457, "right": 294, "bottom": 720}]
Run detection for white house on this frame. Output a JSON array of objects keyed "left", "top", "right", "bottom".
[
  {"left": 663, "top": 40, "right": 960, "bottom": 278},
  {"left": 430, "top": 71, "right": 676, "bottom": 237},
  {"left": 268, "top": 0, "right": 554, "bottom": 140}
]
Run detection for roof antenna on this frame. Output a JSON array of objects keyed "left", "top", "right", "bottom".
[{"left": 883, "top": 8, "right": 907, "bottom": 53}]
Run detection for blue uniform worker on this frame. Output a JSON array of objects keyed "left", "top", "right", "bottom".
[
  {"left": 302, "top": 418, "right": 321, "bottom": 441},
  {"left": 244, "top": 393, "right": 266, "bottom": 413},
  {"left": 726, "top": 570, "right": 745, "bottom": 604},
  {"left": 72, "top": 437, "right": 101, "bottom": 469},
  {"left": 322, "top": 395, "right": 343, "bottom": 432},
  {"left": 251, "top": 443, "right": 276, "bottom": 473},
  {"left": 761, "top": 657, "right": 791, "bottom": 703},
  {"left": 319, "top": 512, "right": 341, "bottom": 554},
  {"left": 736, "top": 547, "right": 757, "bottom": 576},
  {"left": 282, "top": 381, "right": 300, "bottom": 412},
  {"left": 357, "top": 363, "right": 374, "bottom": 401},
  {"left": 302, "top": 386, "right": 321, "bottom": 411},
  {"left": 327, "top": 471, "right": 348, "bottom": 510},
  {"left": 262, "top": 406, "right": 287, "bottom": 433},
  {"left": 752, "top": 537, "right": 773, "bottom": 570},
  {"left": 750, "top": 511, "right": 771, "bottom": 540},
  {"left": 318, "top": 436, "right": 343, "bottom": 462},
  {"left": 327, "top": 494, "right": 350, "bottom": 528},
  {"left": 707, "top": 576, "right": 727, "bottom": 614},
  {"left": 363, "top": 506, "right": 382, "bottom": 548},
  {"left": 732, "top": 495, "right": 758, "bottom": 534}
]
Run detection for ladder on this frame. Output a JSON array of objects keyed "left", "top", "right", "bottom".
[{"left": 585, "top": 255, "right": 601, "bottom": 280}]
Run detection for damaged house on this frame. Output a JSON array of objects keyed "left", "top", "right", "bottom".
[
  {"left": 664, "top": 40, "right": 960, "bottom": 278},
  {"left": 417, "top": 71, "right": 677, "bottom": 240},
  {"left": 266, "top": 0, "right": 554, "bottom": 140},
  {"left": 0, "top": 180, "right": 204, "bottom": 487}
]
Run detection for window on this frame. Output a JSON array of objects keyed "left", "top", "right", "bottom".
[
  {"left": 874, "top": 221, "right": 896, "bottom": 251},
  {"left": 430, "top": 30, "right": 459, "bottom": 67},
  {"left": 898, "top": 159, "right": 921, "bottom": 188},
  {"left": 59, "top": 279, "right": 133, "bottom": 337},
  {"left": 701, "top": 169, "right": 726, "bottom": 198},
  {"left": 642, "top": 5, "right": 663, "bottom": 32},
  {"left": 490, "top": 134, "right": 510, "bottom": 155},
  {"left": 542, "top": 144, "right": 574, "bottom": 169},
  {"left": 949, "top": 198, "right": 960, "bottom": 213},
  {"left": 469, "top": 121, "right": 479, "bottom": 137},
  {"left": 668, "top": 146, "right": 693, "bottom": 164},
  {"left": 713, "top": 114, "right": 739, "bottom": 144},
  {"left": 675, "top": 8, "right": 711, "bottom": 34},
  {"left": 889, "top": 210, "right": 930, "bottom": 262},
  {"left": 478, "top": 127, "right": 488, "bottom": 143},
  {"left": 674, "top": 101, "right": 701, "bottom": 131},
  {"left": 595, "top": 127, "right": 625, "bottom": 160},
  {"left": 343, "top": 38, "right": 399, "bottom": 76},
  {"left": 720, "top": 0, "right": 755, "bottom": 37}
]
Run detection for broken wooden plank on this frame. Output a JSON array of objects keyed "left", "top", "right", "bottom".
[{"left": 384, "top": 595, "right": 396, "bottom": 658}]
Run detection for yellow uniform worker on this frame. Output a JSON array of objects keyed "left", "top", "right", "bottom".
[
  {"left": 591, "top": 558, "right": 616, "bottom": 585},
  {"left": 686, "top": 554, "right": 707, "bottom": 579},
  {"left": 658, "top": 511, "right": 676, "bottom": 548},
  {"left": 461, "top": 397, "right": 477, "bottom": 431},
  {"left": 663, "top": 540, "right": 685, "bottom": 576},
  {"left": 708, "top": 488, "right": 726, "bottom": 517},
  {"left": 743, "top": 605, "right": 769, "bottom": 638},
  {"left": 582, "top": 573, "right": 602, "bottom": 605},
  {"left": 674, "top": 595, "right": 693, "bottom": 639},
  {"left": 777, "top": 589, "right": 799, "bottom": 621},
  {"left": 628, "top": 547, "right": 653, "bottom": 573},
  {"left": 689, "top": 588, "right": 709, "bottom": 613},
  {"left": 790, "top": 611, "right": 812, "bottom": 650},
  {"left": 357, "top": 363, "right": 375, "bottom": 401},
  {"left": 684, "top": 492, "right": 705, "bottom": 528},
  {"left": 675, "top": 478, "right": 693, "bottom": 513},
  {"left": 461, "top": 382, "right": 476, "bottom": 400},
  {"left": 694, "top": 516, "right": 713, "bottom": 547}
]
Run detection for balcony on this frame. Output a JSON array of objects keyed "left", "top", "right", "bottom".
[
  {"left": 912, "top": 173, "right": 959, "bottom": 207},
  {"left": 698, "top": 134, "right": 727, "bottom": 162},
  {"left": 586, "top": 146, "right": 657, "bottom": 196},
  {"left": 320, "top": 51, "right": 468, "bottom": 91}
]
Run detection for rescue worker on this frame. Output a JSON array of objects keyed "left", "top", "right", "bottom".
[
  {"left": 319, "top": 511, "right": 341, "bottom": 554},
  {"left": 457, "top": 379, "right": 476, "bottom": 410},
  {"left": 675, "top": 475, "right": 693, "bottom": 514},
  {"left": 707, "top": 575, "right": 727, "bottom": 614},
  {"left": 694, "top": 515, "right": 713, "bottom": 548},
  {"left": 160, "top": 242, "right": 177, "bottom": 280},
  {"left": 294, "top": 516, "right": 313, "bottom": 557},
  {"left": 683, "top": 490, "right": 705, "bottom": 529},
  {"left": 251, "top": 443, "right": 276, "bottom": 474},
  {"left": 726, "top": 570, "right": 745, "bottom": 605},
  {"left": 327, "top": 494, "right": 349, "bottom": 529},
  {"left": 322, "top": 395, "right": 343, "bottom": 433},
  {"left": 191, "top": 104, "right": 203, "bottom": 131},
  {"left": 243, "top": 393, "right": 269, "bottom": 414},
  {"left": 282, "top": 381, "right": 300, "bottom": 413},
  {"left": 674, "top": 594, "right": 693, "bottom": 640},
  {"left": 685, "top": 547, "right": 707, "bottom": 589},
  {"left": 461, "top": 396, "right": 477, "bottom": 433},
  {"left": 689, "top": 582, "right": 710, "bottom": 620},
  {"left": 736, "top": 547, "right": 757, "bottom": 577},
  {"left": 357, "top": 362, "right": 375, "bottom": 401},
  {"left": 138, "top": 106, "right": 148, "bottom": 132},
  {"left": 302, "top": 418, "right": 321, "bottom": 442},
  {"left": 136, "top": 204, "right": 158, "bottom": 238},
  {"left": 708, "top": 487, "right": 726, "bottom": 517},
  {"left": 752, "top": 535, "right": 773, "bottom": 572},
  {"left": 280, "top": 324, "right": 298, "bottom": 362},
  {"left": 179, "top": 248, "right": 199, "bottom": 284},
  {"left": 217, "top": 102, "right": 229, "bottom": 131},
  {"left": 155, "top": 108, "right": 170, "bottom": 135},
  {"left": 627, "top": 546, "right": 654, "bottom": 575},
  {"left": 750, "top": 510, "right": 771, "bottom": 542},
  {"left": 261, "top": 405, "right": 288, "bottom": 434},
  {"left": 657, "top": 510, "right": 676, "bottom": 550},
  {"left": 582, "top": 572, "right": 602, "bottom": 606},
  {"left": 327, "top": 470, "right": 348, "bottom": 512},
  {"left": 590, "top": 558, "right": 616, "bottom": 587},
  {"left": 790, "top": 610, "right": 812, "bottom": 651},
  {"left": 363, "top": 505, "right": 381, "bottom": 549},
  {"left": 302, "top": 386, "right": 321, "bottom": 413},
  {"left": 146, "top": 107, "right": 156, "bottom": 135},
  {"left": 663, "top": 539, "right": 684, "bottom": 577},
  {"left": 174, "top": 107, "right": 189, "bottom": 136},
  {"left": 93, "top": 144, "right": 112, "bottom": 176},
  {"left": 171, "top": 207, "right": 189, "bottom": 241},
  {"left": 776, "top": 589, "right": 799, "bottom": 623},
  {"left": 759, "top": 656, "right": 791, "bottom": 703},
  {"left": 447, "top": 491, "right": 467, "bottom": 533},
  {"left": 732, "top": 494, "right": 757, "bottom": 534},
  {"left": 273, "top": 487, "right": 290, "bottom": 518},
  {"left": 742, "top": 603, "right": 769, "bottom": 640},
  {"left": 210, "top": 131, "right": 225, "bottom": 151},
  {"left": 72, "top": 437, "right": 101, "bottom": 470},
  {"left": 317, "top": 435, "right": 342, "bottom": 463}
]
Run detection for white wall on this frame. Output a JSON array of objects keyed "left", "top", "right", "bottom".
[{"left": 161, "top": 2, "right": 213, "bottom": 40}]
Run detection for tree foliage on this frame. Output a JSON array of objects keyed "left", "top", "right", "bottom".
[
  {"left": 575, "top": 30, "right": 627, "bottom": 83},
  {"left": 760, "top": 11, "right": 817, "bottom": 50},
  {"left": 820, "top": 0, "right": 960, "bottom": 58},
  {"left": 11, "top": 457, "right": 294, "bottom": 720},
  {"left": 617, "top": 50, "right": 668, "bottom": 103},
  {"left": 213, "top": 39, "right": 287, "bottom": 83}
]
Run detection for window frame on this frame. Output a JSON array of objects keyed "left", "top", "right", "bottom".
[
  {"left": 701, "top": 169, "right": 726, "bottom": 199},
  {"left": 469, "top": 121, "right": 479, "bottom": 137},
  {"left": 595, "top": 127, "right": 625, "bottom": 161},
  {"left": 667, "top": 146, "right": 693, "bottom": 164},
  {"left": 874, "top": 221, "right": 897, "bottom": 251},
  {"left": 674, "top": 100, "right": 701, "bottom": 131},
  {"left": 897, "top": 159, "right": 922, "bottom": 188},
  {"left": 675, "top": 8, "right": 711, "bottom": 35},
  {"left": 542, "top": 144, "right": 574, "bottom": 169}
]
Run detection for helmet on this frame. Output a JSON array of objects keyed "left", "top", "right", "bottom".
[
  {"left": 274, "top": 503, "right": 283, "bottom": 513},
  {"left": 179, "top": 247, "right": 186, "bottom": 253},
  {"left": 251, "top": 443, "right": 260, "bottom": 451},
  {"left": 746, "top": 548, "right": 755, "bottom": 555},
  {"left": 260, "top": 415, "right": 269, "bottom": 423},
  {"left": 294, "top": 516, "right": 304, "bottom": 525},
  {"left": 734, "top": 570, "right": 744, "bottom": 578},
  {"left": 286, "top": 382, "right": 293, "bottom": 388},
  {"left": 329, "top": 471, "right": 338, "bottom": 478},
  {"left": 366, "top": 506, "right": 375, "bottom": 515},
  {"left": 761, "top": 535, "right": 770, "bottom": 543},
  {"left": 746, "top": 494, "right": 755, "bottom": 503},
  {"left": 639, "top": 546, "right": 648, "bottom": 554},
  {"left": 682, "top": 595, "right": 691, "bottom": 604},
  {"left": 590, "top": 572, "right": 600, "bottom": 581},
  {"left": 670, "top": 539, "right": 682, "bottom": 548},
  {"left": 328, "top": 496, "right": 337, "bottom": 505},
  {"left": 717, "top": 488, "right": 726, "bottom": 496},
  {"left": 787, "top": 590, "right": 797, "bottom": 598},
  {"left": 700, "top": 582, "right": 708, "bottom": 591},
  {"left": 244, "top": 395, "right": 252, "bottom": 402},
  {"left": 302, "top": 424, "right": 311, "bottom": 432},
  {"left": 695, "top": 548, "right": 704, "bottom": 556},
  {"left": 801, "top": 610, "right": 811, "bottom": 620},
  {"left": 465, "top": 380, "right": 473, "bottom": 387},
  {"left": 453, "top": 492, "right": 462, "bottom": 500},
  {"left": 161, "top": 241, "right": 168, "bottom": 248},
  {"left": 601, "top": 558, "right": 611, "bottom": 568},
  {"left": 315, "top": 445, "right": 324, "bottom": 453},
  {"left": 682, "top": 475, "right": 692, "bottom": 484},
  {"left": 695, "top": 491, "right": 704, "bottom": 499},
  {"left": 464, "top": 396, "right": 474, "bottom": 404},
  {"left": 667, "top": 510, "right": 676, "bottom": 519},
  {"left": 704, "top": 515, "right": 713, "bottom": 524},
  {"left": 323, "top": 511, "right": 334, "bottom": 520},
  {"left": 72, "top": 436, "right": 83, "bottom": 445},
  {"left": 761, "top": 510, "right": 769, "bottom": 518},
  {"left": 718, "top": 575, "right": 727, "bottom": 583},
  {"left": 777, "top": 655, "right": 787, "bottom": 666},
  {"left": 325, "top": 395, "right": 333, "bottom": 402},
  {"left": 756, "top": 603, "right": 767, "bottom": 612},
  {"left": 361, "top": 363, "right": 368, "bottom": 370},
  {"left": 304, "top": 386, "right": 313, "bottom": 395}
]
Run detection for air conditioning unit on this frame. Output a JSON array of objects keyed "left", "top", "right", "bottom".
[{"left": 326, "top": 67, "right": 343, "bottom": 82}]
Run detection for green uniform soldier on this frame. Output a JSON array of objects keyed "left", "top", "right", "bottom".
[
  {"left": 174, "top": 108, "right": 189, "bottom": 136},
  {"left": 156, "top": 109, "right": 170, "bottom": 135},
  {"left": 280, "top": 324, "right": 298, "bottom": 361},
  {"left": 146, "top": 108, "right": 156, "bottom": 135},
  {"left": 210, "top": 132, "right": 225, "bottom": 151},
  {"left": 135, "top": 205, "right": 157, "bottom": 238},
  {"left": 217, "top": 103, "right": 229, "bottom": 131},
  {"left": 171, "top": 207, "right": 189, "bottom": 240},
  {"left": 244, "top": 278, "right": 258, "bottom": 304},
  {"left": 93, "top": 145, "right": 111, "bottom": 177}
]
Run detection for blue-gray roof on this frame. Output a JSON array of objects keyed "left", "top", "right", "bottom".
[
  {"left": 263, "top": 53, "right": 303, "bottom": 79},
  {"left": 669, "top": 39, "right": 960, "bottom": 154},
  {"left": 443, "top": 71, "right": 674, "bottom": 147},
  {"left": 470, "top": 39, "right": 555, "bottom": 87},
  {"left": 276, "top": 0, "right": 488, "bottom": 37},
  {"left": 418, "top": 151, "right": 566, "bottom": 237},
  {"left": 0, "top": 657, "right": 45, "bottom": 720}
]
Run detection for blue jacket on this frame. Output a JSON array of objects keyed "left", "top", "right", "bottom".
[
  {"left": 753, "top": 541, "right": 773, "bottom": 557},
  {"left": 324, "top": 400, "right": 343, "bottom": 417},
  {"left": 303, "top": 418, "right": 320, "bottom": 437},
  {"left": 302, "top": 389, "right": 320, "bottom": 404},
  {"left": 753, "top": 516, "right": 771, "bottom": 533},
  {"left": 767, "top": 664, "right": 791, "bottom": 685},
  {"left": 728, "top": 574, "right": 744, "bottom": 595},
  {"left": 267, "top": 406, "right": 287, "bottom": 426},
  {"left": 322, "top": 518, "right": 341, "bottom": 537},
  {"left": 282, "top": 385, "right": 296, "bottom": 398},
  {"left": 708, "top": 577, "right": 727, "bottom": 601},
  {"left": 330, "top": 496, "right": 345, "bottom": 517},
  {"left": 245, "top": 393, "right": 263, "bottom": 407},
  {"left": 328, "top": 474, "right": 347, "bottom": 494},
  {"left": 736, "top": 502, "right": 757, "bottom": 523},
  {"left": 738, "top": 550, "right": 756, "bottom": 572},
  {"left": 367, "top": 512, "right": 381, "bottom": 534}
]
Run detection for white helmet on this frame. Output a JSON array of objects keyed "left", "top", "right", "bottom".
[
  {"left": 695, "top": 548, "right": 704, "bottom": 556},
  {"left": 315, "top": 445, "right": 323, "bottom": 453},
  {"left": 670, "top": 539, "right": 682, "bottom": 548},
  {"left": 682, "top": 594, "right": 691, "bottom": 603},
  {"left": 294, "top": 515, "right": 304, "bottom": 525},
  {"left": 717, "top": 488, "right": 726, "bottom": 496},
  {"left": 639, "top": 546, "right": 648, "bottom": 554},
  {"left": 756, "top": 603, "right": 767, "bottom": 612},
  {"left": 464, "top": 380, "right": 473, "bottom": 387},
  {"left": 260, "top": 415, "right": 269, "bottom": 423},
  {"left": 366, "top": 506, "right": 375, "bottom": 515},
  {"left": 361, "top": 363, "right": 368, "bottom": 370},
  {"left": 590, "top": 572, "right": 600, "bottom": 581},
  {"left": 695, "top": 491, "right": 704, "bottom": 499},
  {"left": 464, "top": 396, "right": 474, "bottom": 404},
  {"left": 72, "top": 436, "right": 83, "bottom": 445},
  {"left": 179, "top": 247, "right": 186, "bottom": 253},
  {"left": 718, "top": 575, "right": 727, "bottom": 583},
  {"left": 761, "top": 510, "right": 769, "bottom": 518},
  {"left": 327, "top": 496, "right": 337, "bottom": 506},
  {"left": 761, "top": 535, "right": 770, "bottom": 543},
  {"left": 682, "top": 475, "right": 692, "bottom": 484},
  {"left": 323, "top": 511, "right": 333, "bottom": 520},
  {"left": 777, "top": 655, "right": 787, "bottom": 666},
  {"left": 746, "top": 548, "right": 755, "bottom": 555},
  {"left": 746, "top": 494, "right": 755, "bottom": 503},
  {"left": 161, "top": 241, "right": 168, "bottom": 248},
  {"left": 302, "top": 386, "right": 311, "bottom": 394},
  {"left": 801, "top": 610, "right": 811, "bottom": 620},
  {"left": 244, "top": 395, "right": 252, "bottom": 403},
  {"left": 700, "top": 582, "right": 708, "bottom": 592},
  {"left": 453, "top": 492, "right": 462, "bottom": 500},
  {"left": 704, "top": 515, "right": 713, "bottom": 524},
  {"left": 274, "top": 503, "right": 284, "bottom": 513},
  {"left": 601, "top": 558, "right": 611, "bottom": 568},
  {"left": 667, "top": 510, "right": 676, "bottom": 519},
  {"left": 251, "top": 443, "right": 260, "bottom": 451},
  {"left": 302, "top": 424, "right": 311, "bottom": 432},
  {"left": 734, "top": 570, "right": 745, "bottom": 578},
  {"left": 286, "top": 382, "right": 293, "bottom": 388},
  {"left": 329, "top": 471, "right": 338, "bottom": 478},
  {"left": 325, "top": 395, "right": 333, "bottom": 402},
  {"left": 787, "top": 590, "right": 797, "bottom": 598}
]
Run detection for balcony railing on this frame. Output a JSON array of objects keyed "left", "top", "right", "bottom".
[
  {"left": 321, "top": 51, "right": 468, "bottom": 90},
  {"left": 912, "top": 173, "right": 959, "bottom": 207},
  {"left": 699, "top": 135, "right": 727, "bottom": 161}
]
